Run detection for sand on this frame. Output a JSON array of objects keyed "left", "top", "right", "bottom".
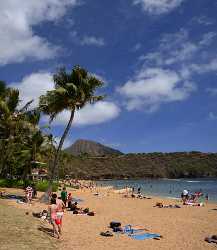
[{"left": 2, "top": 187, "right": 217, "bottom": 250}]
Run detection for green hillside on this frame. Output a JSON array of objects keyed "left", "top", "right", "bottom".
[{"left": 58, "top": 151, "right": 217, "bottom": 179}]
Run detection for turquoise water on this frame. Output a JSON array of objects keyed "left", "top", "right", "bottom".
[{"left": 96, "top": 178, "right": 217, "bottom": 202}]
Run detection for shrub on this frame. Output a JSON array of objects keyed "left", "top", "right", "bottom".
[
  {"left": 0, "top": 179, "right": 58, "bottom": 192},
  {"left": 35, "top": 181, "right": 58, "bottom": 192}
]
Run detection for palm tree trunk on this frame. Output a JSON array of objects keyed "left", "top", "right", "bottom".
[
  {"left": 40, "top": 109, "right": 75, "bottom": 203},
  {"left": 50, "top": 109, "right": 75, "bottom": 182}
]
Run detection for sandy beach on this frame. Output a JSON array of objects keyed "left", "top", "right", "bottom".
[{"left": 1, "top": 187, "right": 217, "bottom": 250}]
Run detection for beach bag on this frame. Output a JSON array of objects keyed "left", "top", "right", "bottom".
[
  {"left": 113, "top": 227, "right": 122, "bottom": 232},
  {"left": 110, "top": 222, "right": 121, "bottom": 229},
  {"left": 100, "top": 231, "right": 113, "bottom": 237}
]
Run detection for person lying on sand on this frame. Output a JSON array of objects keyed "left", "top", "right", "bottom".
[
  {"left": 183, "top": 201, "right": 204, "bottom": 206},
  {"left": 154, "top": 202, "right": 181, "bottom": 208},
  {"left": 111, "top": 224, "right": 149, "bottom": 233},
  {"left": 205, "top": 235, "right": 217, "bottom": 244}
]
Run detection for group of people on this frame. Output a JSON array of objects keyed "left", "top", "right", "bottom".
[{"left": 181, "top": 189, "right": 208, "bottom": 205}]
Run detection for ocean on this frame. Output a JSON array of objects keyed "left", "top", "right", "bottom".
[{"left": 96, "top": 178, "right": 217, "bottom": 202}]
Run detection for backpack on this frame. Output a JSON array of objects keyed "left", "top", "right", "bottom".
[{"left": 110, "top": 221, "right": 121, "bottom": 229}]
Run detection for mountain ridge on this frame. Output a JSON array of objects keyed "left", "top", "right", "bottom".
[{"left": 65, "top": 139, "right": 123, "bottom": 156}]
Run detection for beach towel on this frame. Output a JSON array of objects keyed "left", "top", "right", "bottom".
[
  {"left": 129, "top": 233, "right": 161, "bottom": 240},
  {"left": 123, "top": 225, "right": 144, "bottom": 234}
]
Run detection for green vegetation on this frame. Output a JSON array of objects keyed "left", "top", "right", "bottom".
[
  {"left": 57, "top": 151, "right": 217, "bottom": 179},
  {"left": 0, "top": 66, "right": 104, "bottom": 187},
  {"left": 0, "top": 179, "right": 58, "bottom": 192},
  {"left": 39, "top": 66, "right": 104, "bottom": 184},
  {"left": 0, "top": 68, "right": 217, "bottom": 182}
]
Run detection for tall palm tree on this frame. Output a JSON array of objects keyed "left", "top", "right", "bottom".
[
  {"left": 39, "top": 66, "right": 104, "bottom": 183},
  {"left": 0, "top": 82, "right": 39, "bottom": 178}
]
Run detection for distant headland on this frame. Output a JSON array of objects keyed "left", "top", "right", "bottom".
[{"left": 60, "top": 139, "right": 217, "bottom": 180}]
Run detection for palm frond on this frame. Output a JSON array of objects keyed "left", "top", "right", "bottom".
[
  {"left": 6, "top": 89, "right": 19, "bottom": 112},
  {"left": 19, "top": 100, "right": 34, "bottom": 113}
]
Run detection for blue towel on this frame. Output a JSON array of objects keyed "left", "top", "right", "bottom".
[
  {"left": 124, "top": 225, "right": 144, "bottom": 234},
  {"left": 129, "top": 233, "right": 161, "bottom": 240}
]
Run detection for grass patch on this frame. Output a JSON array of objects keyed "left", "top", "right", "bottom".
[{"left": 0, "top": 201, "right": 57, "bottom": 249}]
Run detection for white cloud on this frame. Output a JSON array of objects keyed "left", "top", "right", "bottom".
[
  {"left": 132, "top": 43, "right": 142, "bottom": 52},
  {"left": 53, "top": 101, "right": 120, "bottom": 126},
  {"left": 133, "top": 0, "right": 185, "bottom": 14},
  {"left": 206, "top": 88, "right": 217, "bottom": 96},
  {"left": 143, "top": 29, "right": 217, "bottom": 68},
  {"left": 11, "top": 72, "right": 53, "bottom": 108},
  {"left": 0, "top": 0, "right": 79, "bottom": 65},
  {"left": 119, "top": 28, "right": 217, "bottom": 112},
  {"left": 208, "top": 112, "right": 217, "bottom": 121},
  {"left": 193, "top": 16, "right": 214, "bottom": 26},
  {"left": 70, "top": 31, "right": 106, "bottom": 47},
  {"left": 118, "top": 68, "right": 196, "bottom": 111},
  {"left": 190, "top": 59, "right": 217, "bottom": 74},
  {"left": 199, "top": 32, "right": 217, "bottom": 46},
  {"left": 12, "top": 71, "right": 120, "bottom": 126},
  {"left": 80, "top": 36, "right": 105, "bottom": 46}
]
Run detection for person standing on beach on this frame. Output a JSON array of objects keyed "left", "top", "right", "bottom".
[
  {"left": 25, "top": 185, "right": 33, "bottom": 204},
  {"left": 205, "top": 193, "right": 209, "bottom": 202},
  {"left": 67, "top": 193, "right": 72, "bottom": 208},
  {"left": 52, "top": 193, "right": 65, "bottom": 235},
  {"left": 48, "top": 197, "right": 61, "bottom": 239},
  {"left": 138, "top": 187, "right": 141, "bottom": 194},
  {"left": 61, "top": 187, "right": 67, "bottom": 206}
]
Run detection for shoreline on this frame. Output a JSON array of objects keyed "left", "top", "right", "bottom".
[{"left": 94, "top": 178, "right": 217, "bottom": 203}]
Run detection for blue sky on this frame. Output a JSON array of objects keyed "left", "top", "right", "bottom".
[{"left": 1, "top": 0, "right": 217, "bottom": 153}]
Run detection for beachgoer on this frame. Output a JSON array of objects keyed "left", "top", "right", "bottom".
[
  {"left": 181, "top": 189, "right": 189, "bottom": 202},
  {"left": 61, "top": 187, "right": 67, "bottom": 206},
  {"left": 137, "top": 187, "right": 141, "bottom": 194},
  {"left": 52, "top": 193, "right": 65, "bottom": 235},
  {"left": 205, "top": 194, "right": 209, "bottom": 202},
  {"left": 70, "top": 202, "right": 79, "bottom": 212},
  {"left": 67, "top": 193, "right": 72, "bottom": 208},
  {"left": 25, "top": 185, "right": 33, "bottom": 204},
  {"left": 32, "top": 184, "right": 37, "bottom": 198},
  {"left": 48, "top": 197, "right": 60, "bottom": 238}
]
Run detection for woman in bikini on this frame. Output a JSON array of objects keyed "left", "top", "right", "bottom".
[
  {"left": 51, "top": 193, "right": 65, "bottom": 235},
  {"left": 48, "top": 197, "right": 61, "bottom": 239}
]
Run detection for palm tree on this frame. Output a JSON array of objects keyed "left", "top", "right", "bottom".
[
  {"left": 39, "top": 66, "right": 104, "bottom": 184},
  {"left": 0, "top": 82, "right": 40, "bottom": 178}
]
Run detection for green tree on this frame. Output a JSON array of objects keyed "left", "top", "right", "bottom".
[
  {"left": 39, "top": 66, "right": 104, "bottom": 184},
  {"left": 0, "top": 82, "right": 42, "bottom": 178}
]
